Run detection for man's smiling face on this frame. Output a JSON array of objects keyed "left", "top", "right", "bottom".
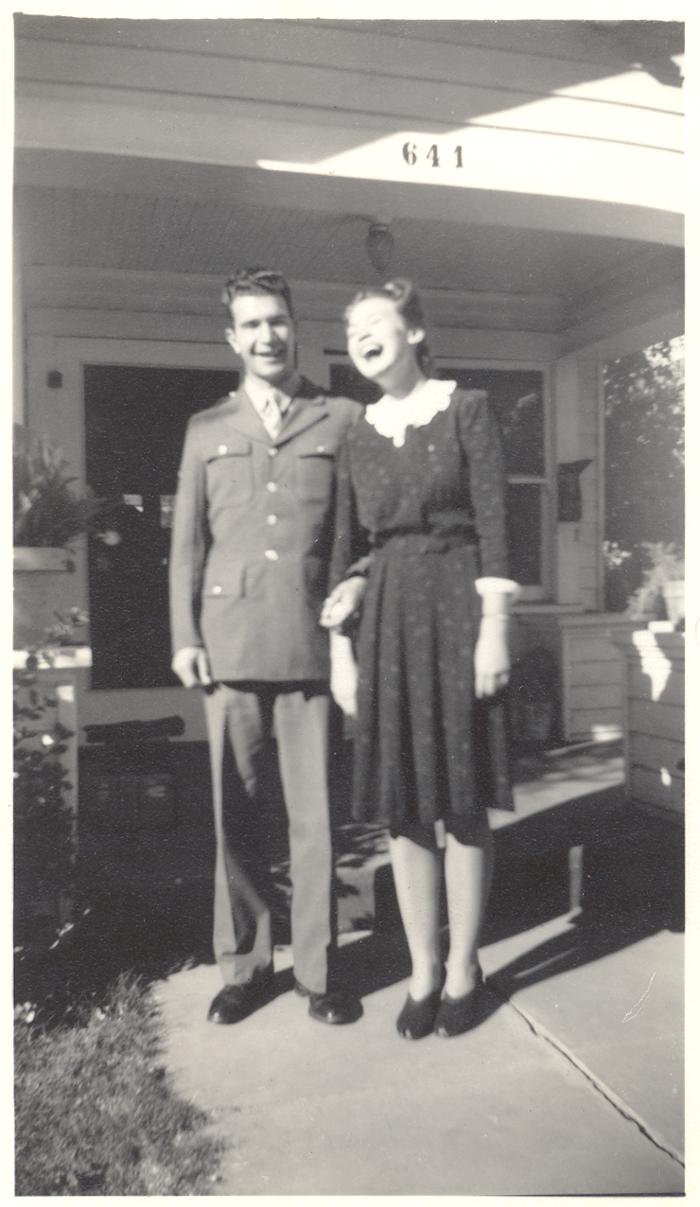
[{"left": 226, "top": 293, "right": 297, "bottom": 387}]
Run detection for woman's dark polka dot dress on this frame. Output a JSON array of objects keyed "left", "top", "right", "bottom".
[{"left": 331, "top": 386, "right": 514, "bottom": 828}]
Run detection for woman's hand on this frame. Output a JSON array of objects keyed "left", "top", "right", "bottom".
[
  {"left": 320, "top": 576, "right": 367, "bottom": 630},
  {"left": 330, "top": 632, "right": 358, "bottom": 717},
  {"left": 474, "top": 617, "right": 510, "bottom": 698}
]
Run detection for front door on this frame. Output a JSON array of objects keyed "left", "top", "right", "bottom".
[{"left": 84, "top": 365, "right": 238, "bottom": 689}]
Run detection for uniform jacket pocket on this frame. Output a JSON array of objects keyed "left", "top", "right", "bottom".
[
  {"left": 205, "top": 435, "right": 253, "bottom": 505},
  {"left": 295, "top": 442, "right": 337, "bottom": 503},
  {"left": 202, "top": 564, "right": 246, "bottom": 599}
]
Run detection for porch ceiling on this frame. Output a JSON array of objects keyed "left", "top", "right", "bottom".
[{"left": 15, "top": 152, "right": 683, "bottom": 333}]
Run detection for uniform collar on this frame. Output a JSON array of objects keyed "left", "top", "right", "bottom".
[
  {"left": 244, "top": 372, "right": 301, "bottom": 418},
  {"left": 225, "top": 377, "right": 329, "bottom": 444}
]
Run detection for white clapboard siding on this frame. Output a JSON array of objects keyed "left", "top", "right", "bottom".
[
  {"left": 629, "top": 700, "right": 685, "bottom": 742},
  {"left": 13, "top": 17, "right": 683, "bottom": 112},
  {"left": 14, "top": 21, "right": 684, "bottom": 126},
  {"left": 569, "top": 684, "right": 625, "bottom": 712},
  {"left": 630, "top": 733, "right": 685, "bottom": 779},
  {"left": 629, "top": 664, "right": 685, "bottom": 707},
  {"left": 572, "top": 659, "right": 623, "bottom": 687},
  {"left": 620, "top": 627, "right": 685, "bottom": 819},
  {"left": 566, "top": 635, "right": 619, "bottom": 663}
]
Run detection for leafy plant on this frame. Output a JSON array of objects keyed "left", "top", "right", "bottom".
[
  {"left": 626, "top": 541, "right": 685, "bottom": 619},
  {"left": 603, "top": 337, "right": 684, "bottom": 612},
  {"left": 14, "top": 609, "right": 89, "bottom": 946},
  {"left": 13, "top": 425, "right": 101, "bottom": 547}
]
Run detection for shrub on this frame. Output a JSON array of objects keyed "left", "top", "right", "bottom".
[
  {"left": 626, "top": 541, "right": 685, "bottom": 620},
  {"left": 14, "top": 610, "right": 88, "bottom": 949}
]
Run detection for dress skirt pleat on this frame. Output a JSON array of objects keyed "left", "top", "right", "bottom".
[{"left": 352, "top": 535, "right": 513, "bottom": 826}]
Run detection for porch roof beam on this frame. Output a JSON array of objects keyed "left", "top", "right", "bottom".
[{"left": 15, "top": 138, "right": 683, "bottom": 249}]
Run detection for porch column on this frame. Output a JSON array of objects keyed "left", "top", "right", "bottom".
[{"left": 552, "top": 352, "right": 602, "bottom": 610}]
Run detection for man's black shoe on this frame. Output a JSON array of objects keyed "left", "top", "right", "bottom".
[
  {"left": 294, "top": 980, "right": 363, "bottom": 1025},
  {"left": 208, "top": 968, "right": 274, "bottom": 1024}
]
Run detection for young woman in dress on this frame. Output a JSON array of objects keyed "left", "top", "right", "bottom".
[{"left": 321, "top": 279, "right": 517, "bottom": 1039}]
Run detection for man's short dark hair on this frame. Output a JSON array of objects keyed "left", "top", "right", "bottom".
[{"left": 222, "top": 267, "right": 294, "bottom": 319}]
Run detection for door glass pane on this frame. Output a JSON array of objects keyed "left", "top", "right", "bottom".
[
  {"left": 506, "top": 483, "right": 542, "bottom": 586},
  {"left": 85, "top": 366, "right": 238, "bottom": 690},
  {"left": 436, "top": 368, "right": 545, "bottom": 476}
]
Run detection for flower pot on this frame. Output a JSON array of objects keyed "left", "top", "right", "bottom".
[
  {"left": 13, "top": 547, "right": 76, "bottom": 648},
  {"left": 662, "top": 579, "right": 685, "bottom": 626}
]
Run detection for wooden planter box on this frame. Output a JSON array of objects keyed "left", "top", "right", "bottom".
[
  {"left": 513, "top": 609, "right": 640, "bottom": 743},
  {"left": 615, "top": 624, "right": 685, "bottom": 820}
]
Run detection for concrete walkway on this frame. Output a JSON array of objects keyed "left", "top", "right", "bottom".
[{"left": 155, "top": 746, "right": 684, "bottom": 1195}]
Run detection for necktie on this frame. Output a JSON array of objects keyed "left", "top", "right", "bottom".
[{"left": 262, "top": 392, "right": 283, "bottom": 439}]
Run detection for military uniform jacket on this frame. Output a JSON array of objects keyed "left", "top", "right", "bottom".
[{"left": 169, "top": 378, "right": 361, "bottom": 681}]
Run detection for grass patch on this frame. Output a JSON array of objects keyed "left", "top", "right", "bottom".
[{"left": 15, "top": 972, "right": 223, "bottom": 1196}]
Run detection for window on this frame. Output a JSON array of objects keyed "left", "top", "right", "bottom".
[{"left": 328, "top": 359, "right": 551, "bottom": 597}]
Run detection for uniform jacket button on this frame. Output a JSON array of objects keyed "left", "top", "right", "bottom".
[
  {"left": 266, "top": 514, "right": 278, "bottom": 526},
  {"left": 266, "top": 481, "right": 278, "bottom": 493},
  {"left": 264, "top": 549, "right": 279, "bottom": 561}
]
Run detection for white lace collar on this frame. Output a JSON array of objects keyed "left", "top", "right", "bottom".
[{"left": 364, "top": 378, "right": 457, "bottom": 448}]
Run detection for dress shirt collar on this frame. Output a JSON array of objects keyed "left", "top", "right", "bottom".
[{"left": 244, "top": 373, "right": 301, "bottom": 420}]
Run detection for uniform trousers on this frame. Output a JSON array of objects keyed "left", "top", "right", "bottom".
[{"left": 204, "top": 681, "right": 333, "bottom": 993}]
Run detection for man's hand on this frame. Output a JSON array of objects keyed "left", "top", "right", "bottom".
[
  {"left": 320, "top": 576, "right": 367, "bottom": 630},
  {"left": 474, "top": 618, "right": 510, "bottom": 698},
  {"left": 330, "top": 632, "right": 358, "bottom": 717},
  {"left": 171, "top": 646, "right": 213, "bottom": 688}
]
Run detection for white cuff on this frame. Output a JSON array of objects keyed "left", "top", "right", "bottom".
[{"left": 475, "top": 577, "right": 520, "bottom": 600}]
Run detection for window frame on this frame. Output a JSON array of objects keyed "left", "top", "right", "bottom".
[{"left": 326, "top": 353, "right": 554, "bottom": 601}]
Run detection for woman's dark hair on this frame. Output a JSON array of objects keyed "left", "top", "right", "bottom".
[
  {"left": 345, "top": 277, "right": 432, "bottom": 373},
  {"left": 222, "top": 267, "right": 294, "bottom": 319}
]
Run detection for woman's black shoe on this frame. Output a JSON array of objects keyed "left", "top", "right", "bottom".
[
  {"left": 434, "top": 969, "right": 484, "bottom": 1038},
  {"left": 396, "top": 988, "right": 442, "bottom": 1040}
]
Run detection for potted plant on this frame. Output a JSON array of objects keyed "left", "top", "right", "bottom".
[
  {"left": 626, "top": 541, "right": 685, "bottom": 628},
  {"left": 13, "top": 425, "right": 101, "bottom": 647}
]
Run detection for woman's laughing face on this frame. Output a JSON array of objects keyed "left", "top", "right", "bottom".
[{"left": 346, "top": 296, "right": 424, "bottom": 382}]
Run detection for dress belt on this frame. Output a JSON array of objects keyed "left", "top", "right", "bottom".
[{"left": 373, "top": 529, "right": 477, "bottom": 555}]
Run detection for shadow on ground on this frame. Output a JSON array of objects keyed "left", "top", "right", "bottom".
[
  {"left": 357, "top": 784, "right": 683, "bottom": 1033},
  {"left": 15, "top": 743, "right": 683, "bottom": 1029}
]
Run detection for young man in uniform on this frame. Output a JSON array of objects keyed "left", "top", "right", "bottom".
[{"left": 170, "top": 268, "right": 362, "bottom": 1026}]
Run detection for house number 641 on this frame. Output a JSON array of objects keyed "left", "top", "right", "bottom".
[{"left": 402, "top": 141, "right": 464, "bottom": 168}]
